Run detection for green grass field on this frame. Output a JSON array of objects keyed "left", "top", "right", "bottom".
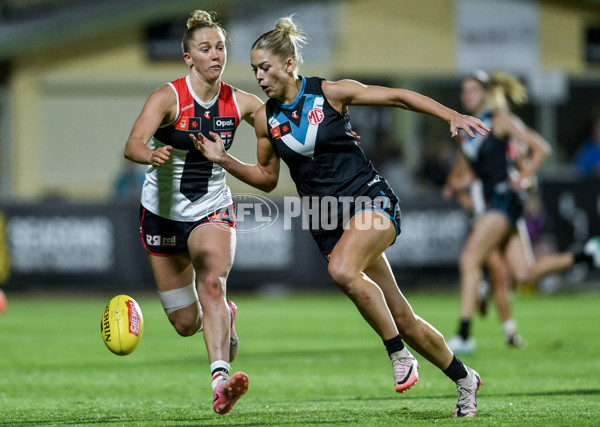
[{"left": 1, "top": 288, "right": 599, "bottom": 426}]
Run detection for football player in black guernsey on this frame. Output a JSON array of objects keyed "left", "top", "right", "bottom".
[{"left": 192, "top": 16, "right": 489, "bottom": 418}]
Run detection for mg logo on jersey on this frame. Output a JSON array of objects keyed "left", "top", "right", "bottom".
[
  {"left": 214, "top": 116, "right": 236, "bottom": 130},
  {"left": 307, "top": 108, "right": 324, "bottom": 125}
]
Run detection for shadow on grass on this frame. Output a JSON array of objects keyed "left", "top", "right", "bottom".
[
  {"left": 484, "top": 388, "right": 600, "bottom": 398},
  {"left": 6, "top": 389, "right": 599, "bottom": 427},
  {"left": 2, "top": 409, "right": 449, "bottom": 426},
  {"left": 258, "top": 387, "right": 600, "bottom": 403}
]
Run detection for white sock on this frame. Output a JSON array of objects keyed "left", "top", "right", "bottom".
[
  {"left": 210, "top": 360, "right": 230, "bottom": 391},
  {"left": 502, "top": 319, "right": 517, "bottom": 337}
]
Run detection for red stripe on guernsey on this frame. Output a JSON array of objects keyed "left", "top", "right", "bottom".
[
  {"left": 171, "top": 77, "right": 195, "bottom": 129},
  {"left": 217, "top": 82, "right": 240, "bottom": 126},
  {"left": 171, "top": 79, "right": 239, "bottom": 128}
]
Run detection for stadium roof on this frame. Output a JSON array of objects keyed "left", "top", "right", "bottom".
[
  {"left": 0, "top": 0, "right": 598, "bottom": 62},
  {"left": 0, "top": 0, "right": 235, "bottom": 61}
]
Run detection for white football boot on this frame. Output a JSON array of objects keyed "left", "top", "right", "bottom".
[{"left": 454, "top": 366, "right": 482, "bottom": 418}]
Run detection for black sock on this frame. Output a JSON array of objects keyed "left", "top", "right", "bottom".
[
  {"left": 443, "top": 355, "right": 468, "bottom": 382},
  {"left": 458, "top": 319, "right": 471, "bottom": 340},
  {"left": 573, "top": 249, "right": 593, "bottom": 266},
  {"left": 383, "top": 334, "right": 405, "bottom": 356}
]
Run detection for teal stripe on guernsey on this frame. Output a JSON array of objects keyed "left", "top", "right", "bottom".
[
  {"left": 265, "top": 76, "right": 376, "bottom": 200},
  {"left": 269, "top": 77, "right": 325, "bottom": 158},
  {"left": 279, "top": 76, "right": 306, "bottom": 109}
]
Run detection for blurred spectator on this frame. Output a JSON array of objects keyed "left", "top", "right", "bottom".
[
  {"left": 573, "top": 110, "right": 600, "bottom": 179},
  {"left": 113, "top": 161, "right": 145, "bottom": 201}
]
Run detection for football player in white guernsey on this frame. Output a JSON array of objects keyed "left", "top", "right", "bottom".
[
  {"left": 192, "top": 16, "right": 490, "bottom": 418},
  {"left": 124, "top": 10, "right": 262, "bottom": 415}
]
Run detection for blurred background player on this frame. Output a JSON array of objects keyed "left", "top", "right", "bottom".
[
  {"left": 123, "top": 10, "right": 263, "bottom": 414},
  {"left": 446, "top": 70, "right": 600, "bottom": 354},
  {"left": 444, "top": 166, "right": 522, "bottom": 349},
  {"left": 193, "top": 16, "right": 487, "bottom": 418}
]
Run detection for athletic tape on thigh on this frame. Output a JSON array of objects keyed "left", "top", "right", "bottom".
[{"left": 158, "top": 282, "right": 199, "bottom": 316}]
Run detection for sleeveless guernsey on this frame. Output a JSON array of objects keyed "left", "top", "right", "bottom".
[
  {"left": 265, "top": 76, "right": 378, "bottom": 199},
  {"left": 141, "top": 76, "right": 241, "bottom": 221}
]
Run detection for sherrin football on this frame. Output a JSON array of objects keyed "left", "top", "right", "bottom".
[{"left": 101, "top": 295, "right": 144, "bottom": 356}]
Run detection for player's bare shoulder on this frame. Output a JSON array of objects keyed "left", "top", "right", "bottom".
[
  {"left": 233, "top": 87, "right": 264, "bottom": 120},
  {"left": 322, "top": 79, "right": 364, "bottom": 111},
  {"left": 144, "top": 84, "right": 178, "bottom": 124},
  {"left": 252, "top": 103, "right": 270, "bottom": 138},
  {"left": 151, "top": 84, "right": 177, "bottom": 105}
]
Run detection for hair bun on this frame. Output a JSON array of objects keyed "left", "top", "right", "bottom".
[
  {"left": 187, "top": 10, "right": 215, "bottom": 30},
  {"left": 274, "top": 17, "right": 297, "bottom": 34},
  {"left": 182, "top": 10, "right": 226, "bottom": 54},
  {"left": 251, "top": 15, "right": 307, "bottom": 75}
]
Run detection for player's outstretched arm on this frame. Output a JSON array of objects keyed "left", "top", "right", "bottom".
[
  {"left": 191, "top": 106, "right": 280, "bottom": 193},
  {"left": 323, "top": 79, "right": 490, "bottom": 138}
]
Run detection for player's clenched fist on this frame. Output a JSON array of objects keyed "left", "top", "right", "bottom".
[{"left": 147, "top": 145, "right": 172, "bottom": 167}]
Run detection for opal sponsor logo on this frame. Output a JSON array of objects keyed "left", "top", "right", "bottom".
[{"left": 214, "top": 116, "right": 236, "bottom": 130}]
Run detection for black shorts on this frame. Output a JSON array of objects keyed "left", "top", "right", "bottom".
[
  {"left": 310, "top": 180, "right": 402, "bottom": 257},
  {"left": 487, "top": 191, "right": 524, "bottom": 228},
  {"left": 139, "top": 204, "right": 235, "bottom": 256}
]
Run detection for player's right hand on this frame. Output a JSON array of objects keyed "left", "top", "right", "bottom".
[{"left": 148, "top": 145, "right": 172, "bottom": 167}]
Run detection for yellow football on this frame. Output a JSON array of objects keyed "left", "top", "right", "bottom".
[{"left": 100, "top": 295, "right": 144, "bottom": 356}]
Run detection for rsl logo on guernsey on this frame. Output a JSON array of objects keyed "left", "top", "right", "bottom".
[
  {"left": 270, "top": 121, "right": 292, "bottom": 139},
  {"left": 175, "top": 117, "right": 202, "bottom": 131},
  {"left": 269, "top": 96, "right": 325, "bottom": 158}
]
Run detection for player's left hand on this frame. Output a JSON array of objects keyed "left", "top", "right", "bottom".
[{"left": 450, "top": 114, "right": 490, "bottom": 138}]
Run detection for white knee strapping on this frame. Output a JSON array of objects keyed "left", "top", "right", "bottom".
[{"left": 159, "top": 282, "right": 199, "bottom": 316}]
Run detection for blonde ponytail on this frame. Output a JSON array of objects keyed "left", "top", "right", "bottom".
[
  {"left": 488, "top": 71, "right": 528, "bottom": 111},
  {"left": 252, "top": 16, "right": 308, "bottom": 74}
]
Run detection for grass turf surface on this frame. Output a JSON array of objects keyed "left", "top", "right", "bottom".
[{"left": 0, "top": 289, "right": 599, "bottom": 425}]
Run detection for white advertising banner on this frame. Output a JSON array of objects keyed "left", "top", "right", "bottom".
[{"left": 455, "top": 0, "right": 540, "bottom": 74}]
